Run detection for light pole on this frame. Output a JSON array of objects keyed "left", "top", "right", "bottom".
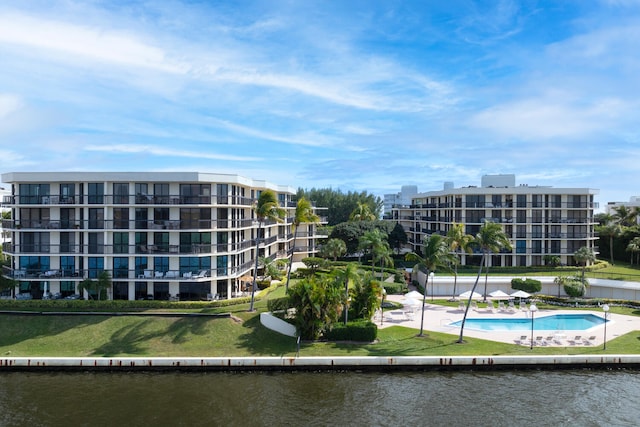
[
  {"left": 429, "top": 272, "right": 435, "bottom": 302},
  {"left": 603, "top": 304, "right": 609, "bottom": 350},
  {"left": 529, "top": 303, "right": 538, "bottom": 349},
  {"left": 380, "top": 288, "right": 386, "bottom": 326}
]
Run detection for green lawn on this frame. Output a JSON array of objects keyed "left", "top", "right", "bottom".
[{"left": 1, "top": 275, "right": 639, "bottom": 358}]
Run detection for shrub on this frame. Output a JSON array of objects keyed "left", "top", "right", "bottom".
[
  {"left": 382, "top": 282, "right": 406, "bottom": 295},
  {"left": 325, "top": 320, "right": 377, "bottom": 342},
  {"left": 267, "top": 296, "right": 291, "bottom": 312},
  {"left": 511, "top": 278, "right": 542, "bottom": 293},
  {"left": 564, "top": 277, "right": 588, "bottom": 297}
]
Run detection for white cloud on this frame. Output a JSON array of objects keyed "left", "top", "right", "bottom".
[
  {"left": 0, "top": 94, "right": 22, "bottom": 119},
  {"left": 0, "top": 12, "right": 189, "bottom": 74},
  {"left": 84, "top": 144, "right": 260, "bottom": 162}
]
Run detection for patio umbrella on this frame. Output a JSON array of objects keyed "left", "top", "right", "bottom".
[
  {"left": 510, "top": 290, "right": 531, "bottom": 299},
  {"left": 459, "top": 290, "right": 482, "bottom": 299},
  {"left": 489, "top": 290, "right": 511, "bottom": 300},
  {"left": 404, "top": 290, "right": 424, "bottom": 300},
  {"left": 401, "top": 297, "right": 422, "bottom": 307}
]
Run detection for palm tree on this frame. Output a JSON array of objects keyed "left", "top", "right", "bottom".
[
  {"left": 358, "top": 229, "right": 387, "bottom": 273},
  {"left": 332, "top": 263, "right": 361, "bottom": 324},
  {"left": 457, "top": 222, "right": 511, "bottom": 343},
  {"left": 320, "top": 238, "right": 347, "bottom": 262},
  {"left": 349, "top": 202, "right": 376, "bottom": 221},
  {"left": 574, "top": 246, "right": 596, "bottom": 281},
  {"left": 249, "top": 190, "right": 286, "bottom": 312},
  {"left": 446, "top": 223, "right": 473, "bottom": 301},
  {"left": 626, "top": 237, "right": 640, "bottom": 266},
  {"left": 613, "top": 205, "right": 638, "bottom": 227},
  {"left": 597, "top": 222, "right": 622, "bottom": 265},
  {"left": 405, "top": 234, "right": 454, "bottom": 336},
  {"left": 285, "top": 197, "right": 320, "bottom": 292},
  {"left": 374, "top": 241, "right": 394, "bottom": 280},
  {"left": 553, "top": 275, "right": 569, "bottom": 297}
]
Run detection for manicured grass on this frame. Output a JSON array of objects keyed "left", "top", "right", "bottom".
[{"left": 1, "top": 282, "right": 639, "bottom": 358}]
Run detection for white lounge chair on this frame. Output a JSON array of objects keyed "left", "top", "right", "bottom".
[{"left": 154, "top": 271, "right": 164, "bottom": 279}]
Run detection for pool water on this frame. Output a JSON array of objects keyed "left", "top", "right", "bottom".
[{"left": 450, "top": 314, "right": 607, "bottom": 331}]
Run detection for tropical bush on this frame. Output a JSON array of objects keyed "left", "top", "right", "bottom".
[
  {"left": 563, "top": 276, "right": 589, "bottom": 297},
  {"left": 511, "top": 278, "right": 542, "bottom": 293},
  {"left": 325, "top": 320, "right": 377, "bottom": 342}
]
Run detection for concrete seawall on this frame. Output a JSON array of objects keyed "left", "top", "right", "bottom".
[{"left": 2, "top": 355, "right": 639, "bottom": 371}]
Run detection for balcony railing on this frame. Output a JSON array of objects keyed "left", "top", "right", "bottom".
[{"left": 4, "top": 194, "right": 257, "bottom": 206}]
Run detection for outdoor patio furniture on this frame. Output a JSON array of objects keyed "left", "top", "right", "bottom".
[
  {"left": 583, "top": 336, "right": 597, "bottom": 345},
  {"left": 154, "top": 271, "right": 164, "bottom": 279}
]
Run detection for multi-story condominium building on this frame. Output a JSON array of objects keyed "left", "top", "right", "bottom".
[
  {"left": 0, "top": 172, "right": 326, "bottom": 301},
  {"left": 389, "top": 174, "right": 599, "bottom": 267},
  {"left": 383, "top": 185, "right": 418, "bottom": 216}
]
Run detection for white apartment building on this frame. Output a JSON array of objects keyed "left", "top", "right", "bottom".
[
  {"left": 383, "top": 185, "right": 418, "bottom": 216},
  {"left": 389, "top": 174, "right": 599, "bottom": 267},
  {"left": 606, "top": 197, "right": 640, "bottom": 224},
  {"left": 0, "top": 172, "right": 326, "bottom": 301}
]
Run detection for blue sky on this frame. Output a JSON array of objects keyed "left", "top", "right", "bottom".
[{"left": 1, "top": 1, "right": 639, "bottom": 209}]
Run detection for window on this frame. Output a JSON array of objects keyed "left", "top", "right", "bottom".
[
  {"left": 135, "top": 183, "right": 149, "bottom": 203},
  {"left": 88, "top": 232, "right": 104, "bottom": 254},
  {"left": 113, "top": 183, "right": 129, "bottom": 204},
  {"left": 60, "top": 281, "right": 75, "bottom": 297},
  {"left": 19, "top": 256, "right": 50, "bottom": 275},
  {"left": 217, "top": 184, "right": 228, "bottom": 204},
  {"left": 113, "top": 208, "right": 129, "bottom": 229},
  {"left": 180, "top": 256, "right": 211, "bottom": 275},
  {"left": 19, "top": 208, "right": 50, "bottom": 228},
  {"left": 516, "top": 240, "right": 526, "bottom": 254},
  {"left": 516, "top": 195, "right": 527, "bottom": 208},
  {"left": 113, "top": 232, "right": 128, "bottom": 254},
  {"left": 180, "top": 184, "right": 211, "bottom": 204},
  {"left": 154, "top": 183, "right": 170, "bottom": 204},
  {"left": 60, "top": 232, "right": 75, "bottom": 253},
  {"left": 88, "top": 257, "right": 104, "bottom": 279},
  {"left": 113, "top": 257, "right": 129, "bottom": 279},
  {"left": 135, "top": 232, "right": 148, "bottom": 254},
  {"left": 153, "top": 232, "right": 169, "bottom": 253},
  {"left": 154, "top": 257, "right": 169, "bottom": 273},
  {"left": 20, "top": 232, "right": 49, "bottom": 253},
  {"left": 60, "top": 208, "right": 76, "bottom": 229},
  {"left": 88, "top": 208, "right": 104, "bottom": 229},
  {"left": 216, "top": 255, "right": 228, "bottom": 276},
  {"left": 61, "top": 256, "right": 75, "bottom": 277},
  {"left": 19, "top": 184, "right": 50, "bottom": 204},
  {"left": 180, "top": 208, "right": 211, "bottom": 229},
  {"left": 88, "top": 183, "right": 104, "bottom": 204},
  {"left": 135, "top": 208, "right": 148, "bottom": 229},
  {"left": 465, "top": 195, "right": 485, "bottom": 208},
  {"left": 180, "top": 232, "right": 211, "bottom": 253},
  {"left": 60, "top": 183, "right": 75, "bottom": 204},
  {"left": 135, "top": 282, "right": 148, "bottom": 300},
  {"left": 135, "top": 257, "right": 148, "bottom": 278}
]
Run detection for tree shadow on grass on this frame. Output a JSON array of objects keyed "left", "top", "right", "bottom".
[
  {"left": 236, "top": 314, "right": 298, "bottom": 356},
  {"left": 91, "top": 317, "right": 217, "bottom": 357},
  {"left": 0, "top": 314, "right": 108, "bottom": 347}
]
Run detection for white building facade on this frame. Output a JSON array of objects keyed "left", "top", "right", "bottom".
[
  {"left": 383, "top": 185, "right": 418, "bottom": 216},
  {"left": 389, "top": 175, "right": 599, "bottom": 267},
  {"left": 1, "top": 172, "right": 326, "bottom": 300},
  {"left": 606, "top": 196, "right": 640, "bottom": 224}
]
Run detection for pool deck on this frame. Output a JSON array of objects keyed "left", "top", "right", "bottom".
[{"left": 382, "top": 294, "right": 639, "bottom": 348}]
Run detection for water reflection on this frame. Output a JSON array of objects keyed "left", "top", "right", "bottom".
[{"left": 0, "top": 370, "right": 638, "bottom": 426}]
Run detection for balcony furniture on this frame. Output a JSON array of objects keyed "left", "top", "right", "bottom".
[
  {"left": 164, "top": 271, "right": 179, "bottom": 279},
  {"left": 154, "top": 271, "right": 164, "bottom": 279}
]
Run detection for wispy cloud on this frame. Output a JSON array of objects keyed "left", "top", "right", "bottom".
[{"left": 84, "top": 144, "right": 260, "bottom": 162}]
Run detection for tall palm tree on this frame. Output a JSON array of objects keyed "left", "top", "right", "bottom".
[
  {"left": 332, "top": 262, "right": 360, "bottom": 325},
  {"left": 446, "top": 223, "right": 473, "bottom": 301},
  {"left": 597, "top": 222, "right": 622, "bottom": 265},
  {"left": 349, "top": 202, "right": 376, "bottom": 221},
  {"left": 626, "top": 237, "right": 640, "bottom": 266},
  {"left": 359, "top": 229, "right": 387, "bottom": 273},
  {"left": 457, "top": 222, "right": 511, "bottom": 343},
  {"left": 285, "top": 197, "right": 320, "bottom": 292},
  {"left": 613, "top": 205, "right": 637, "bottom": 227},
  {"left": 574, "top": 246, "right": 596, "bottom": 281},
  {"left": 405, "top": 234, "right": 454, "bottom": 336},
  {"left": 249, "top": 190, "right": 286, "bottom": 312},
  {"left": 374, "top": 241, "right": 394, "bottom": 280}
]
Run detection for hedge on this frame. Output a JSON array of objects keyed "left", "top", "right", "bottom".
[
  {"left": 511, "top": 278, "right": 542, "bottom": 293},
  {"left": 325, "top": 320, "right": 377, "bottom": 342}
]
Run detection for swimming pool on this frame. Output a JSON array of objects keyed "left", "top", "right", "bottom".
[{"left": 449, "top": 314, "right": 607, "bottom": 331}]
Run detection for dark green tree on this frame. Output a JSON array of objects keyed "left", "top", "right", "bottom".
[{"left": 250, "top": 190, "right": 286, "bottom": 311}]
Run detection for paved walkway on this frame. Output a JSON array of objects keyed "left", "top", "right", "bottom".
[{"left": 381, "top": 294, "right": 639, "bottom": 348}]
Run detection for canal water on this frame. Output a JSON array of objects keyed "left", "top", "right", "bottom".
[{"left": 0, "top": 369, "right": 638, "bottom": 426}]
